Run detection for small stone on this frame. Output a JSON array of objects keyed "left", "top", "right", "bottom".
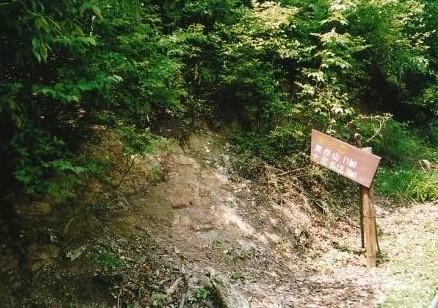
[{"left": 66, "top": 245, "right": 88, "bottom": 261}]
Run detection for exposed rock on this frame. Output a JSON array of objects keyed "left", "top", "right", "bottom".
[
  {"left": 210, "top": 274, "right": 250, "bottom": 308},
  {"left": 66, "top": 245, "right": 87, "bottom": 261}
]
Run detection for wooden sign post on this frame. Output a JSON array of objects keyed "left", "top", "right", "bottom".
[
  {"left": 310, "top": 130, "right": 381, "bottom": 267},
  {"left": 361, "top": 147, "right": 378, "bottom": 267}
]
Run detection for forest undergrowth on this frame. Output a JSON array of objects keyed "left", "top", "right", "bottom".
[{"left": 1, "top": 0, "right": 438, "bottom": 306}]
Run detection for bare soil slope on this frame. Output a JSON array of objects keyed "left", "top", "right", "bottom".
[{"left": 0, "top": 130, "right": 436, "bottom": 307}]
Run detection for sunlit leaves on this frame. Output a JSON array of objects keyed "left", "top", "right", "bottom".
[
  {"left": 1, "top": 0, "right": 437, "bottom": 197},
  {"left": 252, "top": 1, "right": 298, "bottom": 30},
  {"left": 349, "top": 0, "right": 429, "bottom": 85},
  {"left": 31, "top": 37, "right": 50, "bottom": 62}
]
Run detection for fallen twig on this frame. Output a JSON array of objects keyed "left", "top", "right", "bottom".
[
  {"left": 178, "top": 275, "right": 188, "bottom": 308},
  {"left": 166, "top": 277, "right": 182, "bottom": 296}
]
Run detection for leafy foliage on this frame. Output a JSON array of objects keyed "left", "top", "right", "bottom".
[
  {"left": 0, "top": 0, "right": 188, "bottom": 197},
  {"left": 0, "top": 0, "right": 437, "bottom": 203},
  {"left": 1, "top": 0, "right": 103, "bottom": 197}
]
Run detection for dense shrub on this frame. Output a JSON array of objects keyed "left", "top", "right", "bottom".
[{"left": 0, "top": 0, "right": 436, "bottom": 202}]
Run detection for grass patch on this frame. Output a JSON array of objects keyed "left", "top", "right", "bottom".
[
  {"left": 369, "top": 119, "right": 438, "bottom": 202},
  {"left": 89, "top": 251, "right": 123, "bottom": 269},
  {"left": 375, "top": 167, "right": 438, "bottom": 202}
]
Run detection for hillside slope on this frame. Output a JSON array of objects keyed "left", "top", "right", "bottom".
[{"left": 0, "top": 130, "right": 437, "bottom": 307}]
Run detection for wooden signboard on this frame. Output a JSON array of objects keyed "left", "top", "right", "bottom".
[{"left": 310, "top": 129, "right": 381, "bottom": 188}]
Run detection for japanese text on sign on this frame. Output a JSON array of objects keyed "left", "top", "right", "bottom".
[{"left": 310, "top": 129, "right": 381, "bottom": 188}]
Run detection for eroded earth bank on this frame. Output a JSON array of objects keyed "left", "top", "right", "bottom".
[{"left": 1, "top": 131, "right": 437, "bottom": 307}]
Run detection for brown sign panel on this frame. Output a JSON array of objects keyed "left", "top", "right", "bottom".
[{"left": 310, "top": 129, "right": 381, "bottom": 188}]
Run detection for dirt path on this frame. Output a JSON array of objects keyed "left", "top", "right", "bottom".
[
  {"left": 375, "top": 202, "right": 438, "bottom": 307},
  {"left": 299, "top": 201, "right": 438, "bottom": 307},
  {"left": 122, "top": 133, "right": 438, "bottom": 307},
  {"left": 137, "top": 133, "right": 438, "bottom": 307},
  {"left": 1, "top": 131, "right": 437, "bottom": 307}
]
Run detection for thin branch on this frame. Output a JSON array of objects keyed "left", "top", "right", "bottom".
[
  {"left": 364, "top": 118, "right": 386, "bottom": 144},
  {"left": 115, "top": 154, "right": 138, "bottom": 188}
]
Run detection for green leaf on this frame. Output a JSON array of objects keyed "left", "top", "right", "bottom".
[
  {"left": 34, "top": 16, "right": 50, "bottom": 33},
  {"left": 40, "top": 41, "right": 48, "bottom": 61},
  {"left": 91, "top": 5, "right": 103, "bottom": 20},
  {"left": 31, "top": 37, "right": 42, "bottom": 62},
  {"left": 108, "top": 75, "right": 123, "bottom": 83},
  {"left": 47, "top": 159, "right": 87, "bottom": 174}
]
